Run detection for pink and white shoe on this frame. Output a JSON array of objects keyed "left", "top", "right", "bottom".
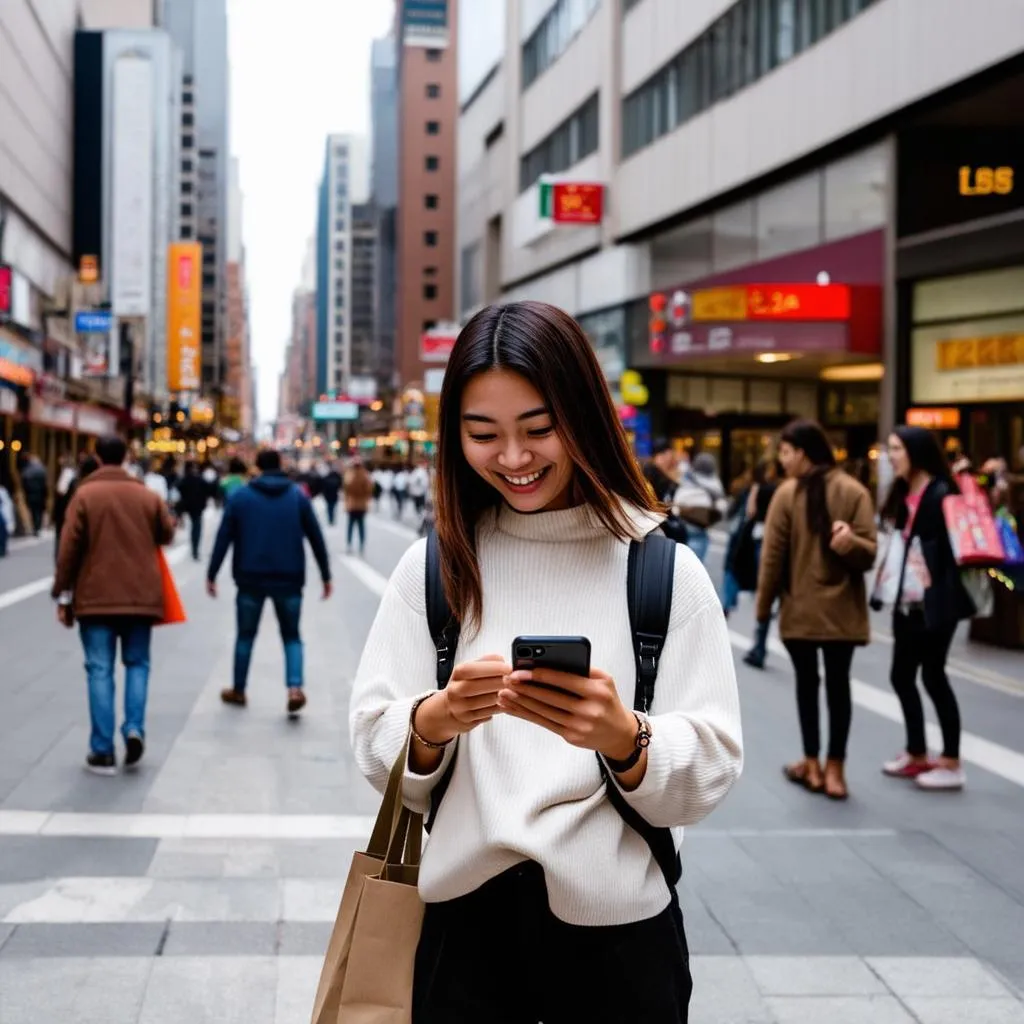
[
  {"left": 882, "top": 753, "right": 936, "bottom": 778},
  {"left": 915, "top": 766, "right": 966, "bottom": 791}
]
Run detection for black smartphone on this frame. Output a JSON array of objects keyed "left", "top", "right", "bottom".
[{"left": 512, "top": 636, "right": 591, "bottom": 679}]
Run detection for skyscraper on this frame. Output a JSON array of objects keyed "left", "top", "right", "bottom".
[{"left": 160, "top": 0, "right": 230, "bottom": 399}]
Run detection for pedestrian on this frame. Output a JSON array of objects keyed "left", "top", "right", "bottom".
[
  {"left": 350, "top": 300, "right": 742, "bottom": 1022},
  {"left": 375, "top": 463, "right": 394, "bottom": 514},
  {"left": 0, "top": 479, "right": 13, "bottom": 557},
  {"left": 206, "top": 448, "right": 333, "bottom": 716},
  {"left": 177, "top": 461, "right": 209, "bottom": 561},
  {"left": 673, "top": 452, "right": 727, "bottom": 563},
  {"left": 321, "top": 461, "right": 343, "bottom": 526},
  {"left": 56, "top": 454, "right": 101, "bottom": 553},
  {"left": 878, "top": 426, "right": 975, "bottom": 791},
  {"left": 220, "top": 457, "right": 248, "bottom": 503},
  {"left": 142, "top": 458, "right": 170, "bottom": 504},
  {"left": 52, "top": 435, "right": 177, "bottom": 776},
  {"left": 408, "top": 459, "right": 430, "bottom": 519},
  {"left": 739, "top": 458, "right": 782, "bottom": 667},
  {"left": 19, "top": 453, "right": 48, "bottom": 535},
  {"left": 52, "top": 454, "right": 80, "bottom": 557},
  {"left": 756, "top": 420, "right": 877, "bottom": 801},
  {"left": 392, "top": 463, "right": 409, "bottom": 519},
  {"left": 343, "top": 457, "right": 374, "bottom": 555}
]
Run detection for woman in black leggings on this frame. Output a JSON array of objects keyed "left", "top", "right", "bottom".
[
  {"left": 879, "top": 427, "right": 975, "bottom": 791},
  {"left": 756, "top": 421, "right": 877, "bottom": 801}
]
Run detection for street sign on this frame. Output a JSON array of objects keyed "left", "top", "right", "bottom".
[{"left": 74, "top": 310, "right": 114, "bottom": 334}]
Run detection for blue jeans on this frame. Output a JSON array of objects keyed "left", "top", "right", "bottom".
[
  {"left": 347, "top": 511, "right": 366, "bottom": 551},
  {"left": 0, "top": 512, "right": 7, "bottom": 557},
  {"left": 79, "top": 618, "right": 153, "bottom": 756},
  {"left": 688, "top": 528, "right": 710, "bottom": 564},
  {"left": 234, "top": 589, "right": 303, "bottom": 693}
]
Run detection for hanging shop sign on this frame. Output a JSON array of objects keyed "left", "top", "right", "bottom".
[
  {"left": 79, "top": 255, "right": 99, "bottom": 284},
  {"left": 620, "top": 370, "right": 649, "bottom": 406},
  {"left": 539, "top": 182, "right": 605, "bottom": 225},
  {"left": 0, "top": 265, "right": 11, "bottom": 324},
  {"left": 906, "top": 407, "right": 961, "bottom": 430},
  {"left": 0, "top": 333, "right": 42, "bottom": 388},
  {"left": 420, "top": 322, "right": 460, "bottom": 362},
  {"left": 30, "top": 396, "right": 76, "bottom": 431},
  {"left": 167, "top": 242, "right": 202, "bottom": 392},
  {"left": 76, "top": 405, "right": 118, "bottom": 437}
]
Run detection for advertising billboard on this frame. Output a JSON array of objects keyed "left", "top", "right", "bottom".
[
  {"left": 167, "top": 243, "right": 202, "bottom": 392},
  {"left": 403, "top": 0, "right": 449, "bottom": 48},
  {"left": 312, "top": 401, "right": 360, "bottom": 421},
  {"left": 110, "top": 55, "right": 154, "bottom": 318}
]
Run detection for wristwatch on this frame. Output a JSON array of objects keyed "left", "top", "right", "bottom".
[{"left": 604, "top": 712, "right": 652, "bottom": 774}]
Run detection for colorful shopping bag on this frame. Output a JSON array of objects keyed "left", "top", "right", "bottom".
[
  {"left": 156, "top": 548, "right": 187, "bottom": 626},
  {"left": 995, "top": 510, "right": 1024, "bottom": 568},
  {"left": 942, "top": 476, "right": 1006, "bottom": 568}
]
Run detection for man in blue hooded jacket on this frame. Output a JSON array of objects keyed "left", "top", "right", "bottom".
[{"left": 206, "top": 448, "right": 332, "bottom": 714}]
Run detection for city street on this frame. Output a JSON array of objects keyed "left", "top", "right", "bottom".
[{"left": 0, "top": 507, "right": 1023, "bottom": 1023}]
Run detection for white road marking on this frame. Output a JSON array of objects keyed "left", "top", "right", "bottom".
[
  {"left": 0, "top": 540, "right": 189, "bottom": 613},
  {"left": 0, "top": 809, "right": 895, "bottom": 842},
  {"left": 338, "top": 554, "right": 388, "bottom": 597},
  {"left": 727, "top": 629, "right": 1024, "bottom": 789}
]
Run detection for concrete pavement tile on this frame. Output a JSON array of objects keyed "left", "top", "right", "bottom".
[
  {"left": 161, "top": 921, "right": 278, "bottom": 955},
  {"left": 276, "top": 921, "right": 333, "bottom": 957},
  {"left": 275, "top": 956, "right": 323, "bottom": 1024},
  {"left": 0, "top": 922, "right": 165, "bottom": 957},
  {"left": 866, "top": 957, "right": 1013, "bottom": 998},
  {"left": 679, "top": 890, "right": 738, "bottom": 955},
  {"left": 276, "top": 839, "right": 362, "bottom": 878},
  {"left": 133, "top": 878, "right": 282, "bottom": 922},
  {"left": 0, "top": 923, "right": 13, "bottom": 951},
  {"left": 0, "top": 880, "right": 51, "bottom": 918},
  {"left": 746, "top": 956, "right": 888, "bottom": 996},
  {"left": 689, "top": 956, "right": 774, "bottom": 1022},
  {"left": 0, "top": 957, "right": 152, "bottom": 1024},
  {"left": 905, "top": 998, "right": 1024, "bottom": 1024},
  {"left": 138, "top": 955, "right": 278, "bottom": 1024},
  {"left": 0, "top": 835, "right": 158, "bottom": 882},
  {"left": 281, "top": 879, "right": 343, "bottom": 922},
  {"left": 767, "top": 995, "right": 916, "bottom": 1023}
]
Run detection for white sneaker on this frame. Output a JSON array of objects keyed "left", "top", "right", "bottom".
[{"left": 915, "top": 766, "right": 966, "bottom": 791}]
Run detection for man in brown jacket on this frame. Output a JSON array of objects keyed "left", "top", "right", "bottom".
[
  {"left": 53, "top": 435, "right": 177, "bottom": 776},
  {"left": 343, "top": 457, "right": 374, "bottom": 555}
]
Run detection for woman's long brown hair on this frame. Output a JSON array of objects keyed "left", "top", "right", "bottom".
[{"left": 435, "top": 301, "right": 660, "bottom": 632}]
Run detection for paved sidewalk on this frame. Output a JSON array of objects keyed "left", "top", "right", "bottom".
[{"left": 0, "top": 512, "right": 1022, "bottom": 1022}]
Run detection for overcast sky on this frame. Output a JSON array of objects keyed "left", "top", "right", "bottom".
[{"left": 227, "top": 0, "right": 395, "bottom": 428}]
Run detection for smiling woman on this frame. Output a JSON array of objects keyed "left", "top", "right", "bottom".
[{"left": 349, "top": 300, "right": 743, "bottom": 1023}]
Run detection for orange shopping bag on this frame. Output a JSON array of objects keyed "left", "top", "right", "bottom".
[{"left": 156, "top": 548, "right": 187, "bottom": 626}]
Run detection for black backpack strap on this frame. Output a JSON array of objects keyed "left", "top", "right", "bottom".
[
  {"left": 598, "top": 531, "right": 681, "bottom": 892},
  {"left": 627, "top": 532, "right": 676, "bottom": 713},
  {"left": 425, "top": 529, "right": 459, "bottom": 687},
  {"left": 424, "top": 529, "right": 460, "bottom": 831}
]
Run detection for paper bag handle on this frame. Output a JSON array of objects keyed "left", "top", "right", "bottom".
[{"left": 367, "top": 732, "right": 424, "bottom": 865}]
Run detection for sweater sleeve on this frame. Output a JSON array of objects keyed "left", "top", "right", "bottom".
[
  {"left": 349, "top": 539, "right": 456, "bottom": 814},
  {"left": 611, "top": 545, "right": 743, "bottom": 829}
]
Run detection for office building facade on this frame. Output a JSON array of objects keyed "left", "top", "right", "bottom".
[{"left": 457, "top": 0, "right": 1024, "bottom": 475}]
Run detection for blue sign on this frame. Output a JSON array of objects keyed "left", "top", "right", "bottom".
[
  {"left": 75, "top": 310, "right": 113, "bottom": 334},
  {"left": 403, "top": 0, "right": 448, "bottom": 47}
]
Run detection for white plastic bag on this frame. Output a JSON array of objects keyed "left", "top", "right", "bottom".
[{"left": 872, "top": 531, "right": 905, "bottom": 608}]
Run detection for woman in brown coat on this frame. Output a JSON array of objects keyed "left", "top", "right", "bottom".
[
  {"left": 756, "top": 420, "right": 877, "bottom": 800},
  {"left": 343, "top": 457, "right": 375, "bottom": 555}
]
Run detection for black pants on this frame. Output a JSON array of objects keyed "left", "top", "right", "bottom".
[
  {"left": 783, "top": 640, "right": 855, "bottom": 761},
  {"left": 890, "top": 611, "right": 960, "bottom": 759},
  {"left": 29, "top": 502, "right": 44, "bottom": 535},
  {"left": 325, "top": 499, "right": 338, "bottom": 526},
  {"left": 188, "top": 511, "right": 203, "bottom": 560},
  {"left": 413, "top": 862, "right": 692, "bottom": 1023},
  {"left": 347, "top": 510, "right": 366, "bottom": 551}
]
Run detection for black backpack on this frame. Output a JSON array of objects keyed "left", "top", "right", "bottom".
[{"left": 423, "top": 527, "right": 682, "bottom": 891}]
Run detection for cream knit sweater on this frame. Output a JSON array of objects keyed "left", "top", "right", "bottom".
[{"left": 350, "top": 502, "right": 743, "bottom": 927}]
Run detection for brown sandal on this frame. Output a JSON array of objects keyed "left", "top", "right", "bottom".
[
  {"left": 783, "top": 758, "right": 824, "bottom": 793},
  {"left": 824, "top": 759, "right": 849, "bottom": 801}
]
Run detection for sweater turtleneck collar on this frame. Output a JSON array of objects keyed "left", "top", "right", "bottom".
[{"left": 494, "top": 499, "right": 662, "bottom": 544}]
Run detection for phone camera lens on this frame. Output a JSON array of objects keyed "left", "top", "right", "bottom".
[
  {"left": 534, "top": 647, "right": 545, "bottom": 656},
  {"left": 516, "top": 645, "right": 532, "bottom": 659}
]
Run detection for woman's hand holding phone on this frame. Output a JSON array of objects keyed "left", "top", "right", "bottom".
[{"left": 497, "top": 667, "right": 638, "bottom": 763}]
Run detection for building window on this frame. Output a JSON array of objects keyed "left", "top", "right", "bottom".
[
  {"left": 426, "top": 83, "right": 441, "bottom": 98},
  {"left": 183, "top": 90, "right": 193, "bottom": 104},
  {"left": 181, "top": 225, "right": 192, "bottom": 239},
  {"left": 183, "top": 112, "right": 194, "bottom": 127},
  {"left": 335, "top": 239, "right": 345, "bottom": 251},
  {"left": 181, "top": 159, "right": 193, "bottom": 172},
  {"left": 335, "top": 219, "right": 346, "bottom": 231},
  {"left": 424, "top": 266, "right": 438, "bottom": 276},
  {"left": 485, "top": 121, "right": 505, "bottom": 149},
  {"left": 426, "top": 48, "right": 442, "bottom": 61},
  {"left": 522, "top": 0, "right": 601, "bottom": 90},
  {"left": 621, "top": 0, "right": 875, "bottom": 159},
  {"left": 182, "top": 134, "right": 194, "bottom": 148},
  {"left": 426, "top": 120, "right": 440, "bottom": 135},
  {"left": 461, "top": 242, "right": 480, "bottom": 312},
  {"left": 424, "top": 284, "right": 438, "bottom": 301},
  {"left": 623, "top": 0, "right": 644, "bottom": 12},
  {"left": 181, "top": 203, "right": 193, "bottom": 217},
  {"left": 425, "top": 155, "right": 439, "bottom": 171},
  {"left": 519, "top": 93, "right": 599, "bottom": 192},
  {"left": 425, "top": 194, "right": 439, "bottom": 210},
  {"left": 335, "top": 259, "right": 344, "bottom": 270},
  {"left": 424, "top": 231, "right": 438, "bottom": 247}
]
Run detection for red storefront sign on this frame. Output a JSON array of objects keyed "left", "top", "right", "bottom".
[
  {"left": 552, "top": 183, "right": 604, "bottom": 224},
  {"left": 420, "top": 329, "right": 459, "bottom": 363},
  {"left": 688, "top": 284, "right": 851, "bottom": 322},
  {"left": 0, "top": 265, "right": 11, "bottom": 322}
]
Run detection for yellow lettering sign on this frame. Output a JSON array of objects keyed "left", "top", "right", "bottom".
[
  {"left": 936, "top": 334, "right": 1024, "bottom": 371},
  {"left": 958, "top": 165, "right": 1015, "bottom": 196}
]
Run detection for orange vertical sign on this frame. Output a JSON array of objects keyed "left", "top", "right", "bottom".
[{"left": 167, "top": 242, "right": 202, "bottom": 392}]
